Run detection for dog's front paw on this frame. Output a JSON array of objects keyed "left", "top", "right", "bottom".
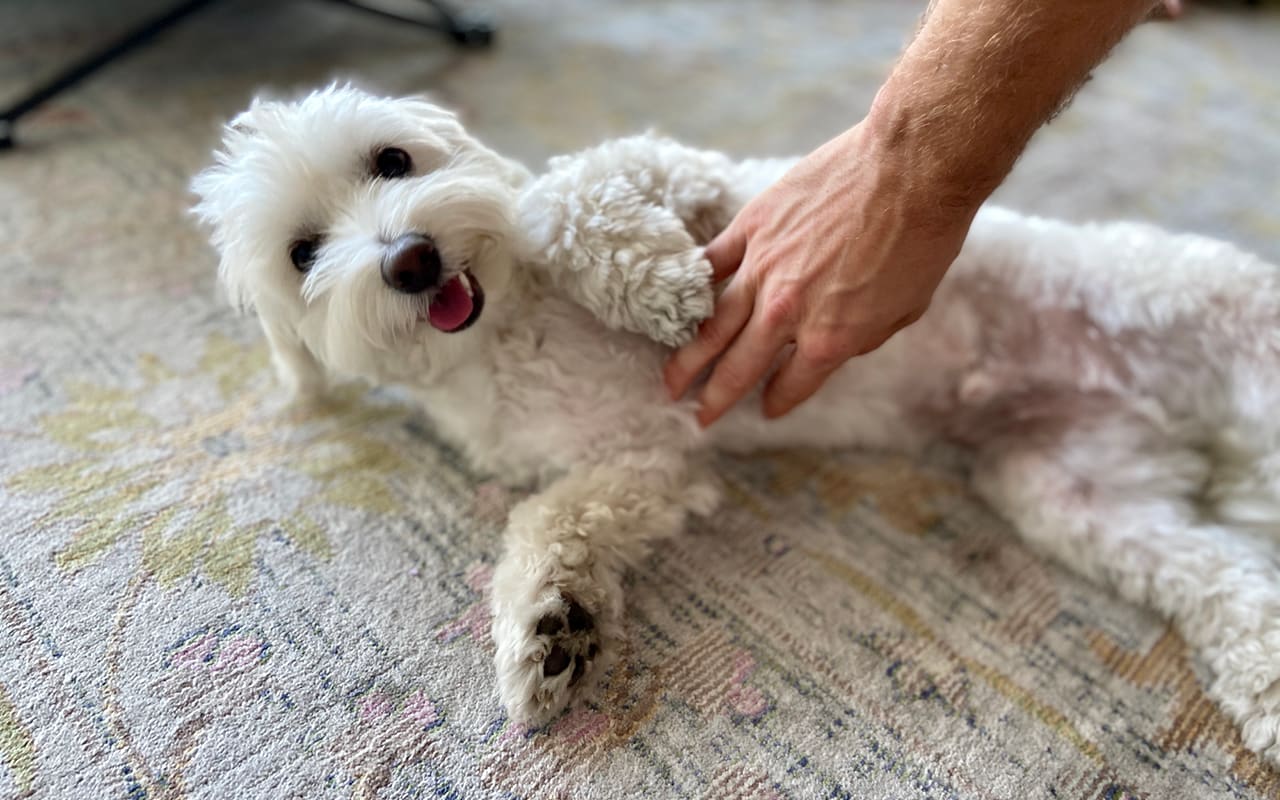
[
  {"left": 632, "top": 247, "right": 714, "bottom": 348},
  {"left": 493, "top": 587, "right": 612, "bottom": 725}
]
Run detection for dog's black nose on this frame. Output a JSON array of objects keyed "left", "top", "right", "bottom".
[{"left": 381, "top": 234, "right": 442, "bottom": 294}]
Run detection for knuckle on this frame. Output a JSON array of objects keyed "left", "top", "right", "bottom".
[
  {"left": 798, "top": 331, "right": 851, "bottom": 370},
  {"left": 760, "top": 285, "right": 801, "bottom": 327}
]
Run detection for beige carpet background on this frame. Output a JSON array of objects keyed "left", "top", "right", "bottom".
[{"left": 2, "top": 1, "right": 1279, "bottom": 798}]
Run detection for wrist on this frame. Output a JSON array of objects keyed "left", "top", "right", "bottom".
[{"left": 862, "top": 85, "right": 1000, "bottom": 222}]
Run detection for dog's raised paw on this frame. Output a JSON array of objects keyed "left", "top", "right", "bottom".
[{"left": 637, "top": 248, "right": 714, "bottom": 348}]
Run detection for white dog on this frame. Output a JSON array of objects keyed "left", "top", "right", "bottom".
[{"left": 192, "top": 85, "right": 1280, "bottom": 759}]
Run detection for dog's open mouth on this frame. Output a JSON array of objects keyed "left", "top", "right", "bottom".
[{"left": 421, "top": 270, "right": 484, "bottom": 333}]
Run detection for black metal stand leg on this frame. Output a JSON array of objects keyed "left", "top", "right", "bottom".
[
  {"left": 0, "top": 0, "right": 222, "bottom": 150},
  {"left": 322, "top": 0, "right": 495, "bottom": 47}
]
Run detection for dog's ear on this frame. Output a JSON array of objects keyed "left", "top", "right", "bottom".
[
  {"left": 190, "top": 111, "right": 271, "bottom": 314},
  {"left": 189, "top": 165, "right": 257, "bottom": 315}
]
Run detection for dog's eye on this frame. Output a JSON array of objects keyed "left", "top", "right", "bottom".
[
  {"left": 373, "top": 147, "right": 412, "bottom": 179},
  {"left": 289, "top": 238, "right": 320, "bottom": 272}
]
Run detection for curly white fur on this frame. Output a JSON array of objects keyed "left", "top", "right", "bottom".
[{"left": 192, "top": 85, "right": 1280, "bottom": 760}]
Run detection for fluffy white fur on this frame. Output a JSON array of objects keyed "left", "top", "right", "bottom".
[{"left": 192, "top": 85, "right": 1280, "bottom": 761}]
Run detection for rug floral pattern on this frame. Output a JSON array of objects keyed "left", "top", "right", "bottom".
[{"left": 2, "top": 1, "right": 1279, "bottom": 798}]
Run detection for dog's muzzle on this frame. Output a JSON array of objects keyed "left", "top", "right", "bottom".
[{"left": 381, "top": 233, "right": 485, "bottom": 333}]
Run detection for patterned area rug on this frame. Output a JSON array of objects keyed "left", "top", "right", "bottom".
[{"left": 3, "top": 1, "right": 1279, "bottom": 798}]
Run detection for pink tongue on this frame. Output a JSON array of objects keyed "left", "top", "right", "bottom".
[{"left": 426, "top": 276, "right": 474, "bottom": 332}]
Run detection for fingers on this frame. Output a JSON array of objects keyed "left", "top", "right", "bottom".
[
  {"left": 664, "top": 275, "right": 754, "bottom": 401},
  {"left": 761, "top": 308, "right": 927, "bottom": 417},
  {"left": 761, "top": 343, "right": 844, "bottom": 419},
  {"left": 703, "top": 222, "right": 749, "bottom": 283},
  {"left": 695, "top": 314, "right": 789, "bottom": 427}
]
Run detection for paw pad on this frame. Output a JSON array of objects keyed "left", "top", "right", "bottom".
[
  {"left": 566, "top": 599, "right": 593, "bottom": 633},
  {"left": 544, "top": 645, "right": 570, "bottom": 676},
  {"left": 536, "top": 595, "right": 599, "bottom": 685}
]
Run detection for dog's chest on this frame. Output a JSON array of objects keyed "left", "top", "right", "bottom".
[{"left": 426, "top": 298, "right": 693, "bottom": 482}]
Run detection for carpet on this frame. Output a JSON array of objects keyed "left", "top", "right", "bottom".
[{"left": 2, "top": 1, "right": 1279, "bottom": 798}]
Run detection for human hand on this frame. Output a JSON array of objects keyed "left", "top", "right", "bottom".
[{"left": 663, "top": 122, "right": 978, "bottom": 427}]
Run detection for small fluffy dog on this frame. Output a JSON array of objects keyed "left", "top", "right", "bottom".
[{"left": 192, "top": 85, "right": 1280, "bottom": 758}]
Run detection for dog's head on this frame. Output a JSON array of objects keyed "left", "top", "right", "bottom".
[{"left": 191, "top": 84, "right": 532, "bottom": 395}]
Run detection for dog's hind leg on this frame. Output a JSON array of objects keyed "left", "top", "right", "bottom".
[
  {"left": 489, "top": 452, "right": 719, "bottom": 725},
  {"left": 972, "top": 412, "right": 1280, "bottom": 764}
]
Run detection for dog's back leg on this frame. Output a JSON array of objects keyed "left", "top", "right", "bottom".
[{"left": 972, "top": 412, "right": 1280, "bottom": 764}]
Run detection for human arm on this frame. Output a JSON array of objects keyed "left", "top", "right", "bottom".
[{"left": 664, "top": 0, "right": 1158, "bottom": 426}]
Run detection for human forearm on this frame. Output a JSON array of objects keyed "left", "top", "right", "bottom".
[{"left": 864, "top": 0, "right": 1154, "bottom": 210}]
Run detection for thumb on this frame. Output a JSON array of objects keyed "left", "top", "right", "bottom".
[{"left": 703, "top": 217, "right": 749, "bottom": 282}]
